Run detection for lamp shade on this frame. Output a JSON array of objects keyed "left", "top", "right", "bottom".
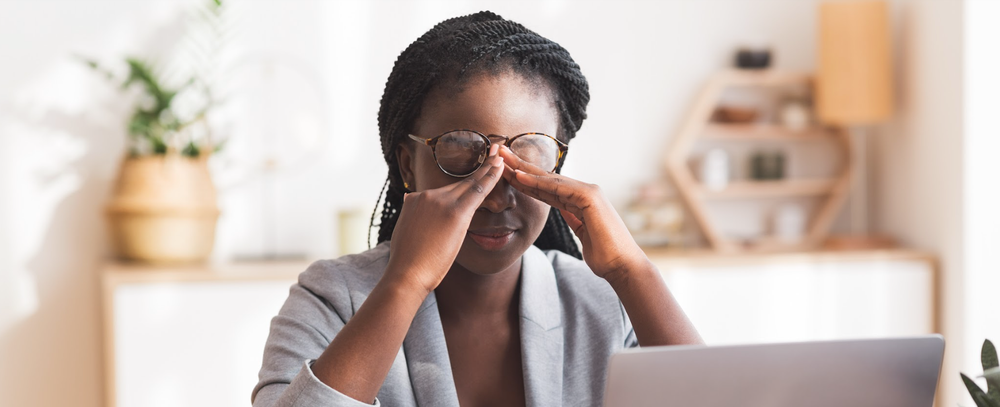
[{"left": 817, "top": 0, "right": 894, "bottom": 125}]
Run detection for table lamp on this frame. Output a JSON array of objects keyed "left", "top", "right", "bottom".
[{"left": 817, "top": 0, "right": 895, "bottom": 248}]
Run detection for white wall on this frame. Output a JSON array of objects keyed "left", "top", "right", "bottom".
[
  {"left": 963, "top": 0, "right": 1000, "bottom": 405},
  {"left": 0, "top": 1, "right": 971, "bottom": 406},
  {"left": 874, "top": 0, "right": 988, "bottom": 405}
]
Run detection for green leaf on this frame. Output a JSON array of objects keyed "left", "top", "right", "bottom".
[
  {"left": 212, "top": 138, "right": 227, "bottom": 154},
  {"left": 75, "top": 55, "right": 117, "bottom": 81},
  {"left": 182, "top": 142, "right": 201, "bottom": 158},
  {"left": 986, "top": 366, "right": 1000, "bottom": 404},
  {"left": 985, "top": 340, "right": 998, "bottom": 370},
  {"left": 151, "top": 137, "right": 168, "bottom": 155},
  {"left": 984, "top": 340, "right": 1000, "bottom": 399},
  {"left": 963, "top": 373, "right": 1000, "bottom": 407}
]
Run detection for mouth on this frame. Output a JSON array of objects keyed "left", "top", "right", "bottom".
[{"left": 467, "top": 227, "right": 517, "bottom": 251}]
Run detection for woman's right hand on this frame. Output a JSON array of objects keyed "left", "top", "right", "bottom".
[{"left": 383, "top": 144, "right": 505, "bottom": 296}]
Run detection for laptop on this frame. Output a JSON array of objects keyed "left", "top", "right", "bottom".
[{"left": 603, "top": 335, "right": 945, "bottom": 407}]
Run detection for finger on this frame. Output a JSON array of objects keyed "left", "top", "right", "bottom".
[
  {"left": 455, "top": 150, "right": 505, "bottom": 206},
  {"left": 497, "top": 145, "right": 548, "bottom": 176},
  {"left": 559, "top": 208, "right": 584, "bottom": 233},
  {"left": 512, "top": 168, "right": 593, "bottom": 212},
  {"left": 450, "top": 144, "right": 500, "bottom": 194},
  {"left": 506, "top": 170, "right": 568, "bottom": 209}
]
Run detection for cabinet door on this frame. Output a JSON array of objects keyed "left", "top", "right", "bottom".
[
  {"left": 110, "top": 278, "right": 296, "bottom": 407},
  {"left": 656, "top": 259, "right": 935, "bottom": 345}
]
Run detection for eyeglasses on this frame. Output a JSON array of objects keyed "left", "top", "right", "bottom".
[{"left": 407, "top": 129, "right": 568, "bottom": 177}]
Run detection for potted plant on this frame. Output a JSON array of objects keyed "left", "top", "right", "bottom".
[
  {"left": 961, "top": 339, "right": 1000, "bottom": 407},
  {"left": 86, "top": 56, "right": 221, "bottom": 263},
  {"left": 81, "top": 0, "right": 230, "bottom": 263}
]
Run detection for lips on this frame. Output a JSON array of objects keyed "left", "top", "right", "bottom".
[{"left": 467, "top": 227, "right": 516, "bottom": 251}]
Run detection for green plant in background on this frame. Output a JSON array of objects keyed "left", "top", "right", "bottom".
[
  {"left": 962, "top": 339, "right": 1000, "bottom": 407},
  {"left": 81, "top": 0, "right": 229, "bottom": 158},
  {"left": 84, "top": 57, "right": 208, "bottom": 157}
]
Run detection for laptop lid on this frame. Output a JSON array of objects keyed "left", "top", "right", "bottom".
[{"left": 603, "top": 335, "right": 944, "bottom": 407}]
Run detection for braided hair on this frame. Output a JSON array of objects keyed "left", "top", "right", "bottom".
[{"left": 370, "top": 11, "right": 589, "bottom": 260}]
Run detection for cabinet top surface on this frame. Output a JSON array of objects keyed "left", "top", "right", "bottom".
[
  {"left": 102, "top": 259, "right": 311, "bottom": 284},
  {"left": 642, "top": 247, "right": 935, "bottom": 268}
]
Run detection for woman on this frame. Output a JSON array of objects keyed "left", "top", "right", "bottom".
[{"left": 252, "top": 11, "right": 701, "bottom": 407}]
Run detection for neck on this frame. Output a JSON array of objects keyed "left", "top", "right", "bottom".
[{"left": 435, "top": 258, "right": 522, "bottom": 323}]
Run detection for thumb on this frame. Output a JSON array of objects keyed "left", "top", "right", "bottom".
[{"left": 559, "top": 209, "right": 584, "bottom": 234}]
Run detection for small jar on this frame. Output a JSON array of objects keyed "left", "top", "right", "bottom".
[{"left": 701, "top": 149, "right": 730, "bottom": 190}]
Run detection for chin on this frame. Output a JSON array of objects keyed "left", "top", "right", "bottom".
[{"left": 454, "top": 233, "right": 531, "bottom": 276}]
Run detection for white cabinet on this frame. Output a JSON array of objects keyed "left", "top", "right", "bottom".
[
  {"left": 102, "top": 262, "right": 305, "bottom": 407},
  {"left": 646, "top": 249, "right": 936, "bottom": 345}
]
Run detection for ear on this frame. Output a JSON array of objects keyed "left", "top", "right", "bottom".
[{"left": 396, "top": 143, "right": 416, "bottom": 190}]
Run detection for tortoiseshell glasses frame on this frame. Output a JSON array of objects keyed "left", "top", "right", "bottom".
[{"left": 407, "top": 129, "right": 569, "bottom": 177}]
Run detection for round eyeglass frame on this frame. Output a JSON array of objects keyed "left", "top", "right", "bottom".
[{"left": 407, "top": 129, "right": 569, "bottom": 177}]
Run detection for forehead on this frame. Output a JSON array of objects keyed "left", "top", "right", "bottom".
[{"left": 413, "top": 72, "right": 559, "bottom": 137}]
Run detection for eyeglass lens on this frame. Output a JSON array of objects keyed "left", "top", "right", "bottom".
[{"left": 434, "top": 131, "right": 559, "bottom": 176}]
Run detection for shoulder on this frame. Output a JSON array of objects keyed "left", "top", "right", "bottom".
[
  {"left": 531, "top": 247, "right": 627, "bottom": 327},
  {"left": 528, "top": 246, "right": 636, "bottom": 349},
  {"left": 543, "top": 248, "right": 619, "bottom": 305},
  {"left": 290, "top": 242, "right": 391, "bottom": 317}
]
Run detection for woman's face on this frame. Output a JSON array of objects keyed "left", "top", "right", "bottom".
[{"left": 398, "top": 72, "right": 559, "bottom": 277}]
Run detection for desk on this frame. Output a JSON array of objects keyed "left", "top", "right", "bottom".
[{"left": 101, "top": 261, "right": 307, "bottom": 407}]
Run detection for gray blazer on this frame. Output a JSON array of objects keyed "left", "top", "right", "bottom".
[{"left": 252, "top": 243, "right": 637, "bottom": 407}]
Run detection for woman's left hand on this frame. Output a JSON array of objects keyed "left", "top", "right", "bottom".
[{"left": 498, "top": 146, "right": 650, "bottom": 281}]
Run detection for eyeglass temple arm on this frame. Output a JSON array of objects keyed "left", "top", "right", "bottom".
[{"left": 407, "top": 134, "right": 433, "bottom": 145}]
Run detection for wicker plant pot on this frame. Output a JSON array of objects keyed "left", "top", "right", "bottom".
[{"left": 106, "top": 155, "right": 220, "bottom": 263}]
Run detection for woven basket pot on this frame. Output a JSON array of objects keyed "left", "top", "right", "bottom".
[{"left": 106, "top": 155, "right": 220, "bottom": 263}]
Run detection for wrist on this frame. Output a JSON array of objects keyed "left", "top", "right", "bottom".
[
  {"left": 602, "top": 255, "right": 657, "bottom": 289},
  {"left": 379, "top": 263, "right": 435, "bottom": 306}
]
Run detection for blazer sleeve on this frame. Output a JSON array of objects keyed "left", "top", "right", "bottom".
[
  {"left": 251, "top": 262, "right": 380, "bottom": 407},
  {"left": 621, "top": 302, "right": 639, "bottom": 348}
]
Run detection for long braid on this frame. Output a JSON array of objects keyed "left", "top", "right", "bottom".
[{"left": 371, "top": 11, "right": 589, "bottom": 259}]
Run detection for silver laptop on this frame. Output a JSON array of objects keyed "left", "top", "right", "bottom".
[{"left": 603, "top": 335, "right": 945, "bottom": 407}]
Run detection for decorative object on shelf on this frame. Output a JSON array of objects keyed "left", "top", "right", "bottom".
[
  {"left": 734, "top": 42, "right": 772, "bottom": 70},
  {"left": 817, "top": 0, "right": 895, "bottom": 249},
  {"left": 699, "top": 149, "right": 731, "bottom": 190},
  {"left": 85, "top": 0, "right": 230, "bottom": 263},
  {"left": 749, "top": 150, "right": 787, "bottom": 181},
  {"left": 772, "top": 203, "right": 807, "bottom": 243},
  {"left": 960, "top": 339, "right": 1000, "bottom": 407},
  {"left": 664, "top": 70, "right": 852, "bottom": 252},
  {"left": 623, "top": 182, "right": 688, "bottom": 247},
  {"left": 337, "top": 208, "right": 371, "bottom": 256},
  {"left": 779, "top": 96, "right": 812, "bottom": 131},
  {"left": 712, "top": 105, "right": 759, "bottom": 124}
]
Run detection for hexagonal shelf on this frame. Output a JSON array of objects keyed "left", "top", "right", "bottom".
[{"left": 664, "top": 70, "right": 853, "bottom": 253}]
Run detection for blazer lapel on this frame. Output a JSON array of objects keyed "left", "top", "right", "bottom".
[
  {"left": 519, "top": 246, "right": 565, "bottom": 407},
  {"left": 403, "top": 291, "right": 461, "bottom": 407}
]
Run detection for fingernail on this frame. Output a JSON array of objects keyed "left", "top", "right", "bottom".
[
  {"left": 494, "top": 156, "right": 504, "bottom": 166},
  {"left": 490, "top": 144, "right": 499, "bottom": 155}
]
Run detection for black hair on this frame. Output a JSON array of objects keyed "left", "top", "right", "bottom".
[{"left": 369, "top": 11, "right": 589, "bottom": 260}]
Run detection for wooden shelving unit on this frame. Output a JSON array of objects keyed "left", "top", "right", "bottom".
[
  {"left": 664, "top": 70, "right": 853, "bottom": 253},
  {"left": 695, "top": 178, "right": 840, "bottom": 199},
  {"left": 702, "top": 123, "right": 834, "bottom": 141}
]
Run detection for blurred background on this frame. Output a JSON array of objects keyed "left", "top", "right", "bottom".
[{"left": 0, "top": 0, "right": 997, "bottom": 406}]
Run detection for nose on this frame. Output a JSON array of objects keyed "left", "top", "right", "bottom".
[{"left": 479, "top": 175, "right": 516, "bottom": 213}]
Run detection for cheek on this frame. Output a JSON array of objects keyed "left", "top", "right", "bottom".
[
  {"left": 519, "top": 192, "right": 551, "bottom": 238},
  {"left": 413, "top": 149, "right": 458, "bottom": 190}
]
